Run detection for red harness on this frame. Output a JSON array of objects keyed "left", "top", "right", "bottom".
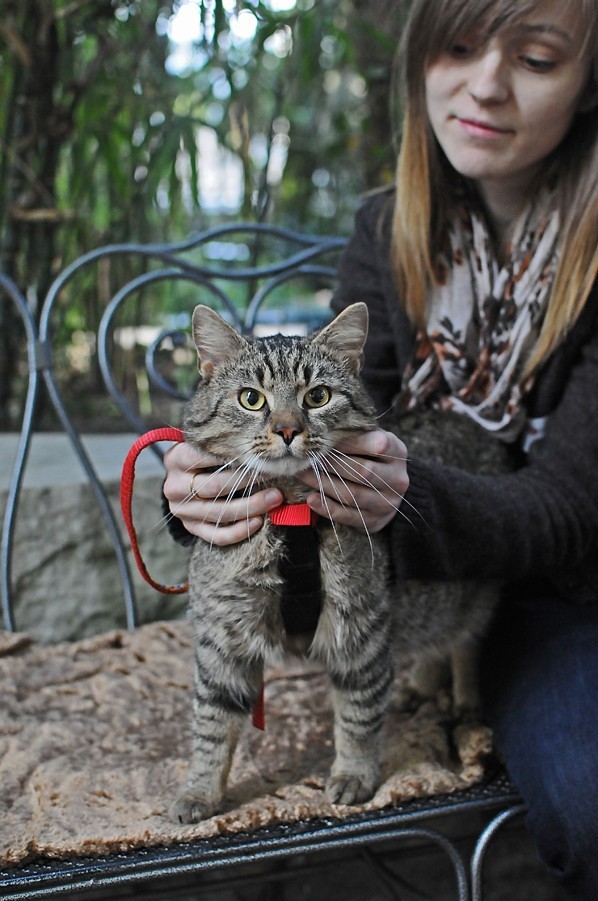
[{"left": 120, "top": 428, "right": 320, "bottom": 731}]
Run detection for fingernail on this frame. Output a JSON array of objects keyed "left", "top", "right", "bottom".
[{"left": 266, "top": 489, "right": 283, "bottom": 505}]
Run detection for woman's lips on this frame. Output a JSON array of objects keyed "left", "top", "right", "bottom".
[{"left": 455, "top": 116, "right": 513, "bottom": 138}]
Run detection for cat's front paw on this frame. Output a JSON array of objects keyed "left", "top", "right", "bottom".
[
  {"left": 325, "top": 771, "right": 378, "bottom": 806},
  {"left": 169, "top": 790, "right": 220, "bottom": 824}
]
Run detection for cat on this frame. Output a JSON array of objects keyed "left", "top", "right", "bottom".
[
  {"left": 170, "top": 302, "right": 511, "bottom": 824},
  {"left": 381, "top": 406, "right": 512, "bottom": 714}
]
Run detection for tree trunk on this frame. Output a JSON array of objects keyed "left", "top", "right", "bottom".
[
  {"left": 346, "top": 0, "right": 409, "bottom": 187},
  {"left": 0, "top": 1, "right": 66, "bottom": 426}
]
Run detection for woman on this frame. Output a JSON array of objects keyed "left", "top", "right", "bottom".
[{"left": 163, "top": 0, "right": 598, "bottom": 895}]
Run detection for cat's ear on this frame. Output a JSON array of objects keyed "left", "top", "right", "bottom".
[
  {"left": 313, "top": 302, "right": 368, "bottom": 372},
  {"left": 192, "top": 305, "right": 246, "bottom": 377}
]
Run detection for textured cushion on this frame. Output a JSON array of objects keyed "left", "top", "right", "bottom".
[{"left": 0, "top": 620, "right": 492, "bottom": 866}]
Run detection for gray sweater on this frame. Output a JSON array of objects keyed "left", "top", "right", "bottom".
[{"left": 332, "top": 190, "right": 598, "bottom": 604}]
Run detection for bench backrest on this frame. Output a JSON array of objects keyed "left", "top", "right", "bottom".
[{"left": 1, "top": 224, "right": 347, "bottom": 638}]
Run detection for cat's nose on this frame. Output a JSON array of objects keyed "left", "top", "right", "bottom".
[{"left": 273, "top": 418, "right": 304, "bottom": 446}]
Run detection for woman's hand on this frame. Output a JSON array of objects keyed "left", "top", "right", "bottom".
[
  {"left": 163, "top": 428, "right": 408, "bottom": 546},
  {"left": 300, "top": 429, "right": 409, "bottom": 533},
  {"left": 163, "top": 441, "right": 283, "bottom": 547}
]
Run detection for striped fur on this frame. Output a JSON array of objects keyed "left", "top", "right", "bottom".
[{"left": 169, "top": 304, "right": 511, "bottom": 824}]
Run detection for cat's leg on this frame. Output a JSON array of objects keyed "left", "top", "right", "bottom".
[
  {"left": 326, "top": 639, "right": 394, "bottom": 805},
  {"left": 407, "top": 653, "right": 449, "bottom": 698},
  {"left": 314, "top": 531, "right": 393, "bottom": 805},
  {"left": 170, "top": 647, "right": 263, "bottom": 824},
  {"left": 451, "top": 638, "right": 482, "bottom": 717},
  {"left": 450, "top": 584, "right": 499, "bottom": 717}
]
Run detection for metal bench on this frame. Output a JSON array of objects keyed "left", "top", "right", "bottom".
[{"left": 1, "top": 224, "right": 525, "bottom": 900}]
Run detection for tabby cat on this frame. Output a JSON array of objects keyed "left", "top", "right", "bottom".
[{"left": 170, "top": 302, "right": 510, "bottom": 824}]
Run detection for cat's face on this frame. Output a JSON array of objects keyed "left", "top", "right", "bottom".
[{"left": 184, "top": 304, "right": 377, "bottom": 478}]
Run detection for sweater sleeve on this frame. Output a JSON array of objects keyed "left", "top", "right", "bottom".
[
  {"left": 162, "top": 484, "right": 197, "bottom": 547},
  {"left": 391, "top": 322, "right": 598, "bottom": 598}
]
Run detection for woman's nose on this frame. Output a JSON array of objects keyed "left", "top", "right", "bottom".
[{"left": 467, "top": 46, "right": 511, "bottom": 104}]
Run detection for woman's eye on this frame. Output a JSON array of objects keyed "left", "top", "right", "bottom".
[
  {"left": 304, "top": 386, "right": 331, "bottom": 409},
  {"left": 521, "top": 55, "right": 555, "bottom": 72},
  {"left": 239, "top": 388, "right": 267, "bottom": 411},
  {"left": 448, "top": 39, "right": 475, "bottom": 58}
]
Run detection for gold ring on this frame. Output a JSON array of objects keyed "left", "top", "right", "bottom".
[{"left": 190, "top": 472, "right": 199, "bottom": 498}]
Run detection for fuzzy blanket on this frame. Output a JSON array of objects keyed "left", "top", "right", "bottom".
[{"left": 0, "top": 620, "right": 493, "bottom": 867}]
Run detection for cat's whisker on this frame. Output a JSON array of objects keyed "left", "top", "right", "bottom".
[
  {"left": 207, "top": 455, "right": 267, "bottom": 548},
  {"left": 153, "top": 479, "right": 215, "bottom": 532},
  {"left": 150, "top": 454, "right": 252, "bottom": 534},
  {"left": 310, "top": 451, "right": 350, "bottom": 509},
  {"left": 198, "top": 466, "right": 251, "bottom": 546},
  {"left": 243, "top": 469, "right": 262, "bottom": 544},
  {"left": 152, "top": 493, "right": 196, "bottom": 533},
  {"left": 326, "top": 448, "right": 405, "bottom": 503},
  {"left": 180, "top": 455, "right": 244, "bottom": 483},
  {"left": 374, "top": 405, "right": 395, "bottom": 421},
  {"left": 207, "top": 460, "right": 256, "bottom": 531},
  {"left": 208, "top": 456, "right": 255, "bottom": 500},
  {"left": 307, "top": 452, "right": 345, "bottom": 557},
  {"left": 357, "top": 449, "right": 410, "bottom": 464},
  {"left": 241, "top": 458, "right": 269, "bottom": 538},
  {"left": 326, "top": 447, "right": 425, "bottom": 527},
  {"left": 314, "top": 453, "right": 376, "bottom": 565}
]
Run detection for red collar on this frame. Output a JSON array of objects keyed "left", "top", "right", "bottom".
[{"left": 269, "top": 502, "right": 318, "bottom": 527}]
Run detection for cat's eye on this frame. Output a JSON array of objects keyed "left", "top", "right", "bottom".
[
  {"left": 239, "top": 388, "right": 267, "bottom": 411},
  {"left": 304, "top": 386, "right": 331, "bottom": 409}
]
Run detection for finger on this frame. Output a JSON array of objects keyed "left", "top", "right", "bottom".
[
  {"left": 325, "top": 449, "right": 408, "bottom": 507},
  {"left": 164, "top": 440, "right": 222, "bottom": 472},
  {"left": 301, "top": 447, "right": 408, "bottom": 512},
  {"left": 300, "top": 432, "right": 409, "bottom": 533},
  {"left": 183, "top": 486, "right": 284, "bottom": 546},
  {"left": 308, "top": 471, "right": 402, "bottom": 522},
  {"left": 192, "top": 516, "right": 266, "bottom": 547},
  {"left": 305, "top": 491, "right": 398, "bottom": 532},
  {"left": 335, "top": 429, "right": 409, "bottom": 465},
  {"left": 187, "top": 465, "right": 254, "bottom": 501},
  {"left": 164, "top": 458, "right": 255, "bottom": 509},
  {"left": 299, "top": 452, "right": 385, "bottom": 496},
  {"left": 163, "top": 444, "right": 230, "bottom": 508},
  {"left": 184, "top": 488, "right": 283, "bottom": 526}
]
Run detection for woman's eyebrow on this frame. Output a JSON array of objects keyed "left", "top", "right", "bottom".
[{"left": 519, "top": 23, "right": 575, "bottom": 43}]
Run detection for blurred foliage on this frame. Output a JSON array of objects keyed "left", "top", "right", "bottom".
[{"left": 0, "top": 0, "right": 408, "bottom": 429}]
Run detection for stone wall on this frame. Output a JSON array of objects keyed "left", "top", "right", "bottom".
[{"left": 2, "top": 434, "right": 190, "bottom": 642}]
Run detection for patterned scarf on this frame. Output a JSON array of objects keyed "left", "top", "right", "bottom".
[{"left": 402, "top": 191, "right": 560, "bottom": 442}]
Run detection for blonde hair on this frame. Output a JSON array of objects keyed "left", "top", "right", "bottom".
[{"left": 392, "top": 0, "right": 598, "bottom": 374}]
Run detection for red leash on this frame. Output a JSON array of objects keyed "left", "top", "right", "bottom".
[
  {"left": 120, "top": 427, "right": 189, "bottom": 595},
  {"left": 120, "top": 427, "right": 267, "bottom": 728},
  {"left": 121, "top": 429, "right": 321, "bottom": 730}
]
